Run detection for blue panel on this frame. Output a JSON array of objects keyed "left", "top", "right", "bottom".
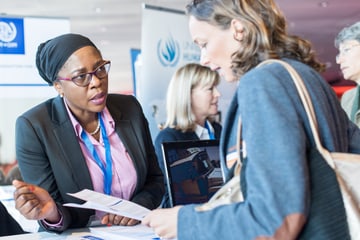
[{"left": 0, "top": 17, "right": 25, "bottom": 54}]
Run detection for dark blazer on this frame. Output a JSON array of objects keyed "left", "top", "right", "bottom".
[
  {"left": 0, "top": 201, "right": 26, "bottom": 236},
  {"left": 154, "top": 122, "right": 222, "bottom": 207},
  {"left": 15, "top": 94, "right": 164, "bottom": 232}
]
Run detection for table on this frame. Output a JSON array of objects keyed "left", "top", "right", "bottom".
[
  {"left": 0, "top": 225, "right": 163, "bottom": 240},
  {"left": 0, "top": 186, "right": 169, "bottom": 239}
]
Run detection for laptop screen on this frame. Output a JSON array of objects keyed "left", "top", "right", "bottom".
[{"left": 161, "top": 139, "right": 224, "bottom": 207}]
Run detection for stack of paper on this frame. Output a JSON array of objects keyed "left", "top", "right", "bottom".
[{"left": 90, "top": 225, "right": 159, "bottom": 240}]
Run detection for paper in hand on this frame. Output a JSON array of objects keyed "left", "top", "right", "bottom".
[{"left": 63, "top": 189, "right": 150, "bottom": 220}]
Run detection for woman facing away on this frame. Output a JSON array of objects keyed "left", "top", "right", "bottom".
[
  {"left": 12, "top": 33, "right": 164, "bottom": 232},
  {"left": 142, "top": 0, "right": 360, "bottom": 239}
]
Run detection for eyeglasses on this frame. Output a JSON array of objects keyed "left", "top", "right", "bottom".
[
  {"left": 336, "top": 44, "right": 360, "bottom": 62},
  {"left": 57, "top": 61, "right": 111, "bottom": 87}
]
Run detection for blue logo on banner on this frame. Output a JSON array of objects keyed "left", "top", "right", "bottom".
[
  {"left": 0, "top": 17, "right": 25, "bottom": 54},
  {"left": 157, "top": 35, "right": 180, "bottom": 67}
]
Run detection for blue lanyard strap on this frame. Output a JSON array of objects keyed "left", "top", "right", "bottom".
[
  {"left": 80, "top": 112, "right": 113, "bottom": 195},
  {"left": 205, "top": 121, "right": 215, "bottom": 140}
]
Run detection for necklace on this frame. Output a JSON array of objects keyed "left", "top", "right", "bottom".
[{"left": 89, "top": 119, "right": 100, "bottom": 136}]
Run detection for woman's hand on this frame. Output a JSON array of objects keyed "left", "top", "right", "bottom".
[
  {"left": 142, "top": 206, "right": 182, "bottom": 239},
  {"left": 12, "top": 180, "right": 60, "bottom": 223},
  {"left": 101, "top": 214, "right": 139, "bottom": 226}
]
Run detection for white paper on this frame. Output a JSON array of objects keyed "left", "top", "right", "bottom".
[
  {"left": 63, "top": 189, "right": 150, "bottom": 221},
  {"left": 90, "top": 225, "right": 159, "bottom": 240},
  {"left": 0, "top": 185, "right": 40, "bottom": 233}
]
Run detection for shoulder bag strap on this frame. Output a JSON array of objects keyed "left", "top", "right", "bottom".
[{"left": 257, "top": 59, "right": 335, "bottom": 168}]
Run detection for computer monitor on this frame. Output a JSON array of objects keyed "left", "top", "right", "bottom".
[{"left": 161, "top": 139, "right": 224, "bottom": 207}]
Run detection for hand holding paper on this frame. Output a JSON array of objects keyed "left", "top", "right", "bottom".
[{"left": 63, "top": 189, "right": 150, "bottom": 221}]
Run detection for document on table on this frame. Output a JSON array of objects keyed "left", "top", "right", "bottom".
[
  {"left": 90, "top": 225, "right": 160, "bottom": 240},
  {"left": 63, "top": 189, "right": 150, "bottom": 221}
]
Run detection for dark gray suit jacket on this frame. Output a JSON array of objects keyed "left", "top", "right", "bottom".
[{"left": 15, "top": 94, "right": 164, "bottom": 232}]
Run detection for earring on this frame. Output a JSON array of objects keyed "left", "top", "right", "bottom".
[{"left": 60, "top": 93, "right": 64, "bottom": 98}]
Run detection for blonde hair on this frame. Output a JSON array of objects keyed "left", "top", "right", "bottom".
[{"left": 164, "top": 63, "right": 220, "bottom": 132}]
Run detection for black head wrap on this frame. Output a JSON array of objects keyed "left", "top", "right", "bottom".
[{"left": 36, "top": 33, "right": 97, "bottom": 85}]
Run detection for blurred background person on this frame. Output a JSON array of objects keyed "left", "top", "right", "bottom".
[
  {"left": 154, "top": 63, "right": 222, "bottom": 208},
  {"left": 335, "top": 21, "right": 360, "bottom": 127},
  {"left": 13, "top": 33, "right": 164, "bottom": 233}
]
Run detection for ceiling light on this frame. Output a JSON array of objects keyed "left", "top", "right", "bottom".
[
  {"left": 318, "top": 1, "right": 329, "bottom": 8},
  {"left": 94, "top": 7, "right": 102, "bottom": 13}
]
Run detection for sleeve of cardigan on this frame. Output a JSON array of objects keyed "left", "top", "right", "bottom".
[{"left": 178, "top": 65, "right": 309, "bottom": 240}]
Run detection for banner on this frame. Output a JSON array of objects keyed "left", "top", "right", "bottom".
[
  {"left": 0, "top": 16, "right": 70, "bottom": 98},
  {"left": 0, "top": 16, "right": 70, "bottom": 163},
  {"left": 0, "top": 17, "right": 25, "bottom": 54},
  {"left": 138, "top": 5, "right": 236, "bottom": 140},
  {"left": 130, "top": 48, "right": 141, "bottom": 96}
]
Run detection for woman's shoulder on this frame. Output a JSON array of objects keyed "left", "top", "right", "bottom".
[
  {"left": 240, "top": 59, "right": 321, "bottom": 91},
  {"left": 155, "top": 127, "right": 197, "bottom": 143},
  {"left": 106, "top": 94, "right": 142, "bottom": 112},
  {"left": 245, "top": 58, "right": 311, "bottom": 77},
  {"left": 107, "top": 93, "right": 137, "bottom": 103},
  {"left": 156, "top": 127, "right": 182, "bottom": 139},
  {"left": 341, "top": 86, "right": 358, "bottom": 99}
]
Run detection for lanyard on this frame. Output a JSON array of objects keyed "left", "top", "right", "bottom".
[
  {"left": 205, "top": 121, "right": 215, "bottom": 140},
  {"left": 80, "top": 112, "right": 113, "bottom": 195}
]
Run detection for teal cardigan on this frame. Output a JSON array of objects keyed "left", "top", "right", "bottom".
[{"left": 178, "top": 59, "right": 360, "bottom": 240}]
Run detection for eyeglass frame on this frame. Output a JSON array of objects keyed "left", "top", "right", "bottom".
[
  {"left": 336, "top": 44, "right": 360, "bottom": 62},
  {"left": 57, "top": 60, "right": 111, "bottom": 87}
]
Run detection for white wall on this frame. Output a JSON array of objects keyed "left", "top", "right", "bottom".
[{"left": 0, "top": 16, "right": 70, "bottom": 164}]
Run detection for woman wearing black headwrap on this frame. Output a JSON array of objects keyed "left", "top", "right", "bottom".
[{"left": 12, "top": 33, "right": 164, "bottom": 232}]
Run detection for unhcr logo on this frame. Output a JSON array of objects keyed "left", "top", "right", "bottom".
[
  {"left": 0, "top": 17, "right": 25, "bottom": 54},
  {"left": 0, "top": 21, "right": 17, "bottom": 42},
  {"left": 157, "top": 35, "right": 180, "bottom": 67}
]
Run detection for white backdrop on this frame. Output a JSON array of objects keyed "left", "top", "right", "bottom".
[
  {"left": 137, "top": 4, "right": 236, "bottom": 140},
  {"left": 0, "top": 16, "right": 70, "bottom": 163}
]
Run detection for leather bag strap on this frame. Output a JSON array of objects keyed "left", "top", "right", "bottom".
[{"left": 257, "top": 59, "right": 335, "bottom": 168}]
